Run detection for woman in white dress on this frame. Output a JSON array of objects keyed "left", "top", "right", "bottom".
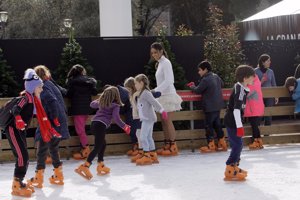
[{"left": 150, "top": 42, "right": 183, "bottom": 156}]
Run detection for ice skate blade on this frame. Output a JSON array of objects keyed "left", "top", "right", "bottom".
[
  {"left": 136, "top": 162, "right": 152, "bottom": 166},
  {"left": 49, "top": 180, "right": 64, "bottom": 185},
  {"left": 223, "top": 177, "right": 246, "bottom": 181},
  {"left": 11, "top": 191, "right": 32, "bottom": 197},
  {"left": 74, "top": 169, "right": 92, "bottom": 180},
  {"left": 97, "top": 171, "right": 110, "bottom": 176},
  {"left": 200, "top": 149, "right": 216, "bottom": 153}
]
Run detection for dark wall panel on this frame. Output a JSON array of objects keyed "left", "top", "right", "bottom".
[{"left": 0, "top": 36, "right": 204, "bottom": 87}]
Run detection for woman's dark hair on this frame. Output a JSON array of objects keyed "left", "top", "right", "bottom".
[
  {"left": 67, "top": 64, "right": 86, "bottom": 79},
  {"left": 258, "top": 54, "right": 270, "bottom": 69},
  {"left": 235, "top": 65, "right": 255, "bottom": 83},
  {"left": 150, "top": 42, "right": 168, "bottom": 59},
  {"left": 198, "top": 61, "right": 212, "bottom": 72}
]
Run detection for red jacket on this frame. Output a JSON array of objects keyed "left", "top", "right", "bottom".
[{"left": 244, "top": 75, "right": 265, "bottom": 117}]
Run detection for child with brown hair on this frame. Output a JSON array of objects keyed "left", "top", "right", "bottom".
[
  {"left": 66, "top": 64, "right": 98, "bottom": 160},
  {"left": 134, "top": 74, "right": 168, "bottom": 165},
  {"left": 75, "top": 86, "right": 131, "bottom": 180},
  {"left": 28, "top": 65, "right": 70, "bottom": 188},
  {"left": 223, "top": 65, "right": 255, "bottom": 181}
]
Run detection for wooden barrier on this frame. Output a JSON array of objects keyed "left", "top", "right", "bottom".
[{"left": 1, "top": 87, "right": 299, "bottom": 162}]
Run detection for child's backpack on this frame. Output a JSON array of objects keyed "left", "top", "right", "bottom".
[{"left": 0, "top": 97, "right": 23, "bottom": 130}]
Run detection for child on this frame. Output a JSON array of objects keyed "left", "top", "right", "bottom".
[
  {"left": 244, "top": 74, "right": 265, "bottom": 150},
  {"left": 27, "top": 65, "right": 70, "bottom": 188},
  {"left": 284, "top": 76, "right": 300, "bottom": 113},
  {"left": 75, "top": 86, "right": 131, "bottom": 180},
  {"left": 4, "top": 69, "right": 43, "bottom": 197},
  {"left": 134, "top": 74, "right": 168, "bottom": 165},
  {"left": 66, "top": 64, "right": 98, "bottom": 160},
  {"left": 117, "top": 84, "right": 138, "bottom": 156},
  {"left": 223, "top": 65, "right": 255, "bottom": 181},
  {"left": 124, "top": 77, "right": 142, "bottom": 159},
  {"left": 187, "top": 61, "right": 227, "bottom": 153}
]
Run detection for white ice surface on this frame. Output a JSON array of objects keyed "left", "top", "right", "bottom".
[{"left": 1, "top": 144, "right": 300, "bottom": 200}]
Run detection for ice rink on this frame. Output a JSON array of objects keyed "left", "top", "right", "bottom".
[{"left": 1, "top": 144, "right": 300, "bottom": 200}]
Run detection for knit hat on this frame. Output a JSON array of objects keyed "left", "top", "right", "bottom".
[{"left": 23, "top": 68, "right": 43, "bottom": 94}]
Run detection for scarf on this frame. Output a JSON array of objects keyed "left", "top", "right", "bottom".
[{"left": 34, "top": 96, "right": 61, "bottom": 142}]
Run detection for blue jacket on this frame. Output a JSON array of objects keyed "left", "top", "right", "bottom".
[
  {"left": 292, "top": 79, "right": 300, "bottom": 113},
  {"left": 36, "top": 80, "right": 70, "bottom": 140}
]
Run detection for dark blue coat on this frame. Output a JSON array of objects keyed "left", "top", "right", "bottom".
[{"left": 36, "top": 80, "right": 70, "bottom": 141}]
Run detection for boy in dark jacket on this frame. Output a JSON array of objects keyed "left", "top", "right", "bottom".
[{"left": 187, "top": 61, "right": 227, "bottom": 153}]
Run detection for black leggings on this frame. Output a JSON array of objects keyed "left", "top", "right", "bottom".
[
  {"left": 248, "top": 117, "right": 261, "bottom": 138},
  {"left": 87, "top": 121, "right": 106, "bottom": 164}
]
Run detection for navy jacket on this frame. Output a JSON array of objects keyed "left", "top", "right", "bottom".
[
  {"left": 36, "top": 80, "right": 70, "bottom": 140},
  {"left": 191, "top": 72, "right": 224, "bottom": 112}
]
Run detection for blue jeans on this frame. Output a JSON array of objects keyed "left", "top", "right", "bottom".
[
  {"left": 140, "top": 120, "right": 155, "bottom": 152},
  {"left": 226, "top": 127, "right": 243, "bottom": 165}
]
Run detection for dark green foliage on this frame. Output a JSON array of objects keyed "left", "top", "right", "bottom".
[
  {"left": 204, "top": 4, "right": 244, "bottom": 87},
  {"left": 55, "top": 34, "right": 93, "bottom": 87},
  {"left": 0, "top": 48, "right": 19, "bottom": 97}
]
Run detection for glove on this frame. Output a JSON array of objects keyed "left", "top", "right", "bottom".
[
  {"left": 151, "top": 91, "right": 161, "bottom": 98},
  {"left": 15, "top": 115, "right": 26, "bottom": 131},
  {"left": 237, "top": 127, "right": 244, "bottom": 137},
  {"left": 186, "top": 82, "right": 195, "bottom": 88},
  {"left": 53, "top": 118, "right": 60, "bottom": 127},
  {"left": 161, "top": 111, "right": 168, "bottom": 120},
  {"left": 123, "top": 124, "right": 131, "bottom": 135}
]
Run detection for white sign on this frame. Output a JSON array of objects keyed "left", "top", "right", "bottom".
[{"left": 99, "top": 0, "right": 133, "bottom": 37}]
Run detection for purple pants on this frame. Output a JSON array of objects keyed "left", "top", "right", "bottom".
[{"left": 74, "top": 115, "right": 89, "bottom": 147}]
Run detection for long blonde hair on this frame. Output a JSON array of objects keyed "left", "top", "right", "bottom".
[
  {"left": 124, "top": 77, "right": 136, "bottom": 96},
  {"left": 99, "top": 86, "right": 123, "bottom": 108},
  {"left": 134, "top": 74, "right": 150, "bottom": 97},
  {"left": 34, "top": 65, "right": 51, "bottom": 81}
]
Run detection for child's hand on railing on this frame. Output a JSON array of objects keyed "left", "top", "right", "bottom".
[{"left": 186, "top": 82, "right": 195, "bottom": 88}]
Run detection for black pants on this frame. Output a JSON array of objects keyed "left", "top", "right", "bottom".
[
  {"left": 87, "top": 121, "right": 106, "bottom": 164},
  {"left": 5, "top": 125, "right": 29, "bottom": 180},
  {"left": 263, "top": 98, "right": 275, "bottom": 125},
  {"left": 248, "top": 117, "right": 261, "bottom": 139},
  {"left": 204, "top": 111, "right": 224, "bottom": 142},
  {"left": 36, "top": 138, "right": 61, "bottom": 170}
]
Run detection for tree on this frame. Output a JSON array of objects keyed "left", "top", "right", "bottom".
[
  {"left": 0, "top": 0, "right": 99, "bottom": 39},
  {"left": 0, "top": 48, "right": 19, "bottom": 97},
  {"left": 204, "top": 4, "right": 244, "bottom": 87},
  {"left": 132, "top": 0, "right": 172, "bottom": 36},
  {"left": 55, "top": 33, "right": 93, "bottom": 87}
]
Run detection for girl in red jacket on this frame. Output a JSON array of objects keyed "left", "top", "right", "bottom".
[{"left": 244, "top": 74, "right": 265, "bottom": 150}]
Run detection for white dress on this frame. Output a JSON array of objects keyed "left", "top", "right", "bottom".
[{"left": 154, "top": 55, "right": 182, "bottom": 112}]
